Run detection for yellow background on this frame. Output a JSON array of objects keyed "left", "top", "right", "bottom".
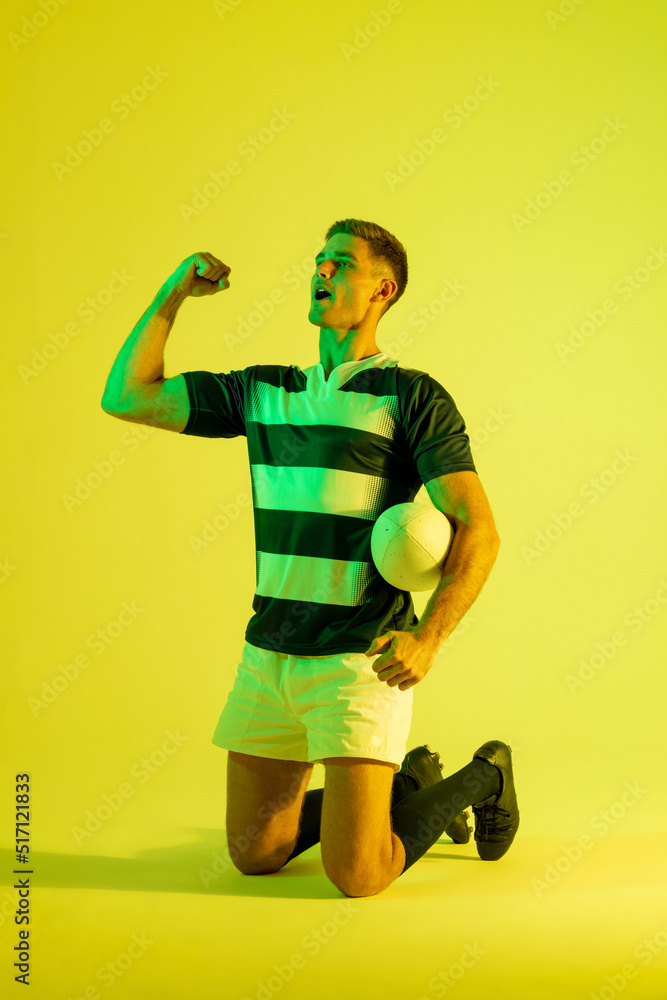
[{"left": 2, "top": 0, "right": 666, "bottom": 997}]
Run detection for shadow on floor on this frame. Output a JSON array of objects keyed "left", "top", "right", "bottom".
[{"left": 1, "top": 834, "right": 474, "bottom": 900}]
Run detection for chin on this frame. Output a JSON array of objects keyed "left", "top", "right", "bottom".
[{"left": 307, "top": 311, "right": 330, "bottom": 328}]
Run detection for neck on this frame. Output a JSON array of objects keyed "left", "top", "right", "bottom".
[{"left": 318, "top": 330, "right": 381, "bottom": 379}]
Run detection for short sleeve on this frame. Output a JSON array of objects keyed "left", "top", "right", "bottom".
[
  {"left": 400, "top": 371, "right": 477, "bottom": 482},
  {"left": 180, "top": 368, "right": 250, "bottom": 438}
]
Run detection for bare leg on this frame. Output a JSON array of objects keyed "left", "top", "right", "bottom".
[
  {"left": 225, "top": 750, "right": 313, "bottom": 874},
  {"left": 320, "top": 757, "right": 406, "bottom": 897}
]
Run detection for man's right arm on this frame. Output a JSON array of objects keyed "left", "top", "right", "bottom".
[{"left": 100, "top": 251, "right": 231, "bottom": 433}]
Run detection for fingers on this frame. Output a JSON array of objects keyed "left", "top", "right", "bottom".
[
  {"left": 194, "top": 251, "right": 231, "bottom": 282},
  {"left": 377, "top": 664, "right": 403, "bottom": 683}
]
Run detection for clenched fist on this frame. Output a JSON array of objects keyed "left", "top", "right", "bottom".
[{"left": 168, "top": 252, "right": 231, "bottom": 298}]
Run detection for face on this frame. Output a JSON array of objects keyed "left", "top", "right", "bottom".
[{"left": 308, "top": 233, "right": 395, "bottom": 330}]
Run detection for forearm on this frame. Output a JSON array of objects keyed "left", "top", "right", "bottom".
[
  {"left": 414, "top": 524, "right": 500, "bottom": 650},
  {"left": 101, "top": 280, "right": 186, "bottom": 411}
]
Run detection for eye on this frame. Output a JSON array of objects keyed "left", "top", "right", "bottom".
[{"left": 314, "top": 258, "right": 349, "bottom": 270}]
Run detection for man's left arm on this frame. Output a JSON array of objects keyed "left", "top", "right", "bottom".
[
  {"left": 415, "top": 470, "right": 501, "bottom": 649},
  {"left": 367, "top": 471, "right": 500, "bottom": 688}
]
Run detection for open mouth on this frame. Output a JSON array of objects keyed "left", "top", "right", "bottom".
[{"left": 314, "top": 288, "right": 332, "bottom": 300}]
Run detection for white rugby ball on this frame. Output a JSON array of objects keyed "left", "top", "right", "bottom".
[{"left": 371, "top": 502, "right": 453, "bottom": 591}]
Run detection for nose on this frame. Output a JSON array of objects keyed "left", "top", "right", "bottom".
[{"left": 318, "top": 265, "right": 340, "bottom": 286}]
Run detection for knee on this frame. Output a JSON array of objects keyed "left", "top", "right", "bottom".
[
  {"left": 231, "top": 852, "right": 285, "bottom": 876},
  {"left": 328, "top": 870, "right": 380, "bottom": 897},
  {"left": 228, "top": 843, "right": 289, "bottom": 876},
  {"left": 322, "top": 858, "right": 381, "bottom": 898}
]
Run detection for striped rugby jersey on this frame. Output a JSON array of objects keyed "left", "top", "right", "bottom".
[{"left": 181, "top": 351, "right": 477, "bottom": 656}]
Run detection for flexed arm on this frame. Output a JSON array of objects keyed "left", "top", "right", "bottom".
[{"left": 100, "top": 252, "right": 231, "bottom": 432}]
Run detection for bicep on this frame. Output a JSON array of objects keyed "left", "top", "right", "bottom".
[
  {"left": 104, "top": 374, "right": 190, "bottom": 433},
  {"left": 424, "top": 471, "right": 500, "bottom": 539}
]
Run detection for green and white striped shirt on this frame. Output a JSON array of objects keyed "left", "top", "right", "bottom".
[{"left": 181, "top": 352, "right": 476, "bottom": 656}]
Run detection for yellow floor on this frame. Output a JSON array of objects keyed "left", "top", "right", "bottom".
[{"left": 3, "top": 831, "right": 666, "bottom": 1000}]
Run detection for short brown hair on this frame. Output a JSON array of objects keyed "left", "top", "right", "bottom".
[{"left": 324, "top": 218, "right": 408, "bottom": 318}]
